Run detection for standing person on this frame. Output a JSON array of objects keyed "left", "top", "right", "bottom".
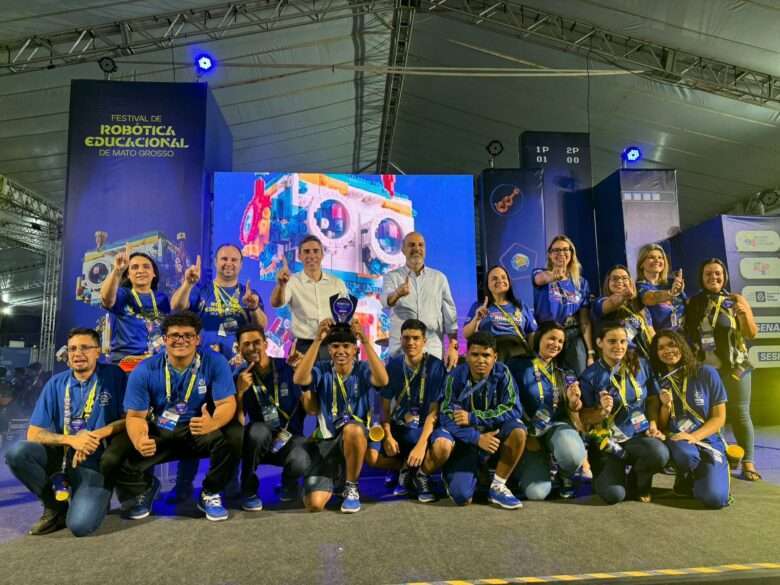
[
  {"left": 104, "top": 312, "right": 242, "bottom": 522},
  {"left": 270, "top": 236, "right": 348, "bottom": 358},
  {"left": 365, "top": 319, "right": 447, "bottom": 502},
  {"left": 234, "top": 324, "right": 309, "bottom": 510},
  {"left": 421, "top": 332, "right": 527, "bottom": 509},
  {"left": 649, "top": 330, "right": 730, "bottom": 508},
  {"left": 511, "top": 321, "right": 586, "bottom": 500},
  {"left": 635, "top": 243, "right": 687, "bottom": 331},
  {"left": 100, "top": 247, "right": 171, "bottom": 367},
  {"left": 294, "top": 319, "right": 389, "bottom": 513},
  {"left": 684, "top": 258, "right": 760, "bottom": 481},
  {"left": 4, "top": 328, "right": 126, "bottom": 536},
  {"left": 580, "top": 322, "right": 669, "bottom": 504},
  {"left": 382, "top": 232, "right": 459, "bottom": 369},
  {"left": 464, "top": 265, "right": 537, "bottom": 362},
  {"left": 171, "top": 244, "right": 268, "bottom": 360},
  {"left": 532, "top": 235, "right": 595, "bottom": 374},
  {"left": 593, "top": 265, "right": 655, "bottom": 360}
]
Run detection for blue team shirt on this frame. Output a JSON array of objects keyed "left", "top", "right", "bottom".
[
  {"left": 108, "top": 287, "right": 171, "bottom": 359},
  {"left": 239, "top": 358, "right": 304, "bottom": 436},
  {"left": 439, "top": 362, "right": 523, "bottom": 445},
  {"left": 307, "top": 361, "right": 374, "bottom": 438},
  {"left": 188, "top": 280, "right": 263, "bottom": 358},
  {"left": 532, "top": 269, "right": 590, "bottom": 325},
  {"left": 466, "top": 301, "right": 537, "bottom": 339},
  {"left": 513, "top": 358, "right": 575, "bottom": 430},
  {"left": 580, "top": 358, "right": 657, "bottom": 441},
  {"left": 637, "top": 278, "right": 686, "bottom": 331},
  {"left": 30, "top": 364, "right": 127, "bottom": 468},
  {"left": 592, "top": 298, "right": 653, "bottom": 357},
  {"left": 380, "top": 354, "right": 447, "bottom": 423},
  {"left": 124, "top": 349, "right": 235, "bottom": 423}
]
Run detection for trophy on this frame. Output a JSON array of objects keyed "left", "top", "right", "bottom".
[{"left": 329, "top": 293, "right": 359, "bottom": 331}]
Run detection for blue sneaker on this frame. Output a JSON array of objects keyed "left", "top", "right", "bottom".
[
  {"left": 340, "top": 483, "right": 361, "bottom": 513},
  {"left": 414, "top": 470, "right": 435, "bottom": 503},
  {"left": 392, "top": 466, "right": 410, "bottom": 496},
  {"left": 488, "top": 482, "right": 523, "bottom": 510},
  {"left": 240, "top": 495, "right": 263, "bottom": 512},
  {"left": 125, "top": 476, "right": 160, "bottom": 520},
  {"left": 198, "top": 492, "right": 229, "bottom": 521}
]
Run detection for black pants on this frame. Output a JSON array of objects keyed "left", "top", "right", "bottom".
[
  {"left": 240, "top": 422, "right": 310, "bottom": 497},
  {"left": 102, "top": 420, "right": 243, "bottom": 499}
]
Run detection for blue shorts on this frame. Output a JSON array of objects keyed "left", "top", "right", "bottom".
[{"left": 430, "top": 418, "right": 526, "bottom": 446}]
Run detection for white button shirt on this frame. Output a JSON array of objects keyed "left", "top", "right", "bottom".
[
  {"left": 382, "top": 265, "right": 458, "bottom": 358},
  {"left": 282, "top": 271, "right": 348, "bottom": 339}
]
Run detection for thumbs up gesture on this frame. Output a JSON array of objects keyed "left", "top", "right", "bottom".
[
  {"left": 277, "top": 256, "right": 291, "bottom": 285},
  {"left": 395, "top": 274, "right": 411, "bottom": 299},
  {"left": 243, "top": 279, "right": 260, "bottom": 310},
  {"left": 189, "top": 403, "right": 216, "bottom": 436},
  {"left": 184, "top": 255, "right": 201, "bottom": 285},
  {"left": 474, "top": 296, "right": 490, "bottom": 322}
]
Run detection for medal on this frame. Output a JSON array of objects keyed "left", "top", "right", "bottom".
[
  {"left": 175, "top": 401, "right": 187, "bottom": 415},
  {"left": 70, "top": 418, "right": 85, "bottom": 433}
]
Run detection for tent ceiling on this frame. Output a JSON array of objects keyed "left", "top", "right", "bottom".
[{"left": 2, "top": 0, "right": 780, "bottom": 308}]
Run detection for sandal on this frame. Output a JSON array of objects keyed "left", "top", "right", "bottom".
[{"left": 740, "top": 468, "right": 762, "bottom": 482}]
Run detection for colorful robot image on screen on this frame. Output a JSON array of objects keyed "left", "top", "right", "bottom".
[
  {"left": 75, "top": 230, "right": 190, "bottom": 307},
  {"left": 239, "top": 173, "right": 414, "bottom": 354}
]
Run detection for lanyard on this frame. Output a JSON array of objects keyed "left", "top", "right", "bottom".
[
  {"left": 622, "top": 306, "right": 652, "bottom": 344},
  {"left": 332, "top": 370, "right": 364, "bottom": 424},
  {"left": 494, "top": 303, "right": 529, "bottom": 345},
  {"left": 532, "top": 357, "right": 559, "bottom": 406},
  {"left": 668, "top": 375, "right": 706, "bottom": 425},
  {"left": 708, "top": 295, "right": 736, "bottom": 330},
  {"left": 607, "top": 362, "right": 641, "bottom": 407},
  {"left": 213, "top": 282, "right": 246, "bottom": 319},
  {"left": 164, "top": 355, "right": 200, "bottom": 406},
  {"left": 131, "top": 289, "right": 158, "bottom": 319},
  {"left": 252, "top": 362, "right": 290, "bottom": 421},
  {"left": 399, "top": 355, "right": 427, "bottom": 406},
  {"left": 63, "top": 377, "right": 99, "bottom": 436}
]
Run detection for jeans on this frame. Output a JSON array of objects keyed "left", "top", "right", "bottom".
[
  {"left": 667, "top": 439, "right": 729, "bottom": 509},
  {"left": 513, "top": 424, "right": 586, "bottom": 500},
  {"left": 562, "top": 327, "right": 587, "bottom": 376},
  {"left": 241, "top": 422, "right": 310, "bottom": 497},
  {"left": 721, "top": 370, "right": 755, "bottom": 463},
  {"left": 5, "top": 441, "right": 111, "bottom": 537},
  {"left": 591, "top": 435, "right": 669, "bottom": 504}
]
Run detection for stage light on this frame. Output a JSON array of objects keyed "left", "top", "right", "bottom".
[
  {"left": 98, "top": 57, "right": 117, "bottom": 74},
  {"left": 1, "top": 306, "right": 11, "bottom": 315},
  {"left": 486, "top": 140, "right": 504, "bottom": 157},
  {"left": 195, "top": 54, "right": 215, "bottom": 74},
  {"left": 1, "top": 293, "right": 8, "bottom": 303},
  {"left": 622, "top": 146, "right": 642, "bottom": 163}
]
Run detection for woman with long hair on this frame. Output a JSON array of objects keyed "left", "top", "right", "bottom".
[
  {"left": 684, "top": 258, "right": 760, "bottom": 481},
  {"left": 510, "top": 321, "right": 586, "bottom": 500},
  {"left": 532, "top": 235, "right": 595, "bottom": 374},
  {"left": 580, "top": 322, "right": 669, "bottom": 504},
  {"left": 635, "top": 243, "right": 686, "bottom": 331},
  {"left": 465, "top": 265, "right": 537, "bottom": 362},
  {"left": 593, "top": 265, "right": 654, "bottom": 360},
  {"left": 649, "top": 329, "right": 730, "bottom": 508},
  {"left": 100, "top": 248, "right": 171, "bottom": 364}
]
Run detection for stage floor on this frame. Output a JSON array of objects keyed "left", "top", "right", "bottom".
[{"left": 1, "top": 428, "right": 780, "bottom": 585}]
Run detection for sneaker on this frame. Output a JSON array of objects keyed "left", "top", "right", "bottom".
[
  {"left": 241, "top": 494, "right": 264, "bottom": 512},
  {"left": 488, "top": 483, "right": 523, "bottom": 510},
  {"left": 384, "top": 470, "right": 398, "bottom": 488},
  {"left": 559, "top": 476, "right": 576, "bottom": 499},
  {"left": 279, "top": 482, "right": 299, "bottom": 503},
  {"left": 393, "top": 466, "right": 410, "bottom": 496},
  {"left": 29, "top": 507, "right": 66, "bottom": 535},
  {"left": 198, "top": 492, "right": 229, "bottom": 521},
  {"left": 414, "top": 471, "right": 436, "bottom": 503},
  {"left": 125, "top": 476, "right": 160, "bottom": 520},
  {"left": 673, "top": 473, "right": 693, "bottom": 497},
  {"left": 340, "top": 482, "right": 361, "bottom": 513}
]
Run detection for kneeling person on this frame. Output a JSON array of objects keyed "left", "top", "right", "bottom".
[
  {"left": 294, "top": 319, "right": 389, "bottom": 513},
  {"left": 112, "top": 312, "right": 241, "bottom": 521},
  {"left": 235, "top": 324, "right": 309, "bottom": 510},
  {"left": 421, "top": 332, "right": 527, "bottom": 509},
  {"left": 5, "top": 328, "right": 126, "bottom": 536}
]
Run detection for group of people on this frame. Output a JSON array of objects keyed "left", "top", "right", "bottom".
[{"left": 4, "top": 231, "right": 760, "bottom": 538}]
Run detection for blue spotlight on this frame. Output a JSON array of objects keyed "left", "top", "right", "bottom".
[
  {"left": 622, "top": 146, "right": 642, "bottom": 163},
  {"left": 195, "top": 53, "right": 215, "bottom": 74}
]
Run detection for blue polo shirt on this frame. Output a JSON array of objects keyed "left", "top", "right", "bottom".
[
  {"left": 592, "top": 299, "right": 653, "bottom": 357},
  {"left": 124, "top": 349, "right": 235, "bottom": 424},
  {"left": 513, "top": 357, "right": 575, "bottom": 432},
  {"left": 580, "top": 358, "right": 657, "bottom": 441},
  {"left": 239, "top": 358, "right": 304, "bottom": 436},
  {"left": 466, "top": 301, "right": 537, "bottom": 339},
  {"left": 660, "top": 365, "right": 727, "bottom": 447},
  {"left": 380, "top": 354, "right": 447, "bottom": 423},
  {"left": 439, "top": 362, "right": 522, "bottom": 445},
  {"left": 532, "top": 269, "right": 590, "bottom": 325},
  {"left": 637, "top": 278, "right": 687, "bottom": 331},
  {"left": 306, "top": 360, "right": 374, "bottom": 438},
  {"left": 108, "top": 287, "right": 171, "bottom": 359},
  {"left": 30, "top": 363, "right": 127, "bottom": 468},
  {"left": 188, "top": 280, "right": 263, "bottom": 359}
]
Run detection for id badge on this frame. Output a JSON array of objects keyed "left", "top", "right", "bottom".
[
  {"left": 222, "top": 318, "right": 238, "bottom": 335},
  {"left": 404, "top": 408, "right": 420, "bottom": 428},
  {"left": 625, "top": 322, "right": 638, "bottom": 342},
  {"left": 701, "top": 332, "right": 716, "bottom": 353},
  {"left": 157, "top": 409, "right": 181, "bottom": 431},
  {"left": 610, "top": 424, "right": 629, "bottom": 443},
  {"left": 217, "top": 323, "right": 226, "bottom": 337},
  {"left": 262, "top": 405, "right": 281, "bottom": 430},
  {"left": 334, "top": 415, "right": 350, "bottom": 430},
  {"left": 533, "top": 408, "right": 552, "bottom": 434},
  {"left": 70, "top": 418, "right": 85, "bottom": 433},
  {"left": 630, "top": 410, "right": 649, "bottom": 433},
  {"left": 271, "top": 428, "right": 292, "bottom": 454},
  {"left": 677, "top": 417, "right": 696, "bottom": 433}
]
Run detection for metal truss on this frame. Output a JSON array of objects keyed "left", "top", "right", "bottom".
[
  {"left": 40, "top": 239, "right": 62, "bottom": 370},
  {"left": 420, "top": 0, "right": 780, "bottom": 109},
  {"left": 376, "top": 0, "right": 415, "bottom": 172},
  {"left": 0, "top": 262, "right": 45, "bottom": 284},
  {"left": 1, "top": 0, "right": 396, "bottom": 76},
  {"left": 0, "top": 175, "right": 63, "bottom": 225}
]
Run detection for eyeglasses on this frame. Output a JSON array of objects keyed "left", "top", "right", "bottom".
[
  {"left": 610, "top": 275, "right": 631, "bottom": 282},
  {"left": 165, "top": 333, "right": 197, "bottom": 342},
  {"left": 67, "top": 345, "right": 99, "bottom": 354},
  {"left": 549, "top": 247, "right": 572, "bottom": 254}
]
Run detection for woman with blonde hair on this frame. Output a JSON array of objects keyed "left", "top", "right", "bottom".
[
  {"left": 533, "top": 235, "right": 595, "bottom": 374},
  {"left": 635, "top": 243, "right": 686, "bottom": 331}
]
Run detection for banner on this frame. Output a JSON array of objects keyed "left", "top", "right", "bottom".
[{"left": 57, "top": 80, "right": 231, "bottom": 353}]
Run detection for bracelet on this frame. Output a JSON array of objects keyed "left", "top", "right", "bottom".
[{"left": 587, "top": 350, "right": 596, "bottom": 356}]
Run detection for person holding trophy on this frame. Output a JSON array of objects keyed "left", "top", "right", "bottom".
[{"left": 294, "top": 294, "right": 389, "bottom": 514}]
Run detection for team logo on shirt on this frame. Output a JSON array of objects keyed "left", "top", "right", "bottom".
[
  {"left": 694, "top": 388, "right": 705, "bottom": 407},
  {"left": 98, "top": 390, "right": 112, "bottom": 406},
  {"left": 198, "top": 377, "right": 208, "bottom": 394}
]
